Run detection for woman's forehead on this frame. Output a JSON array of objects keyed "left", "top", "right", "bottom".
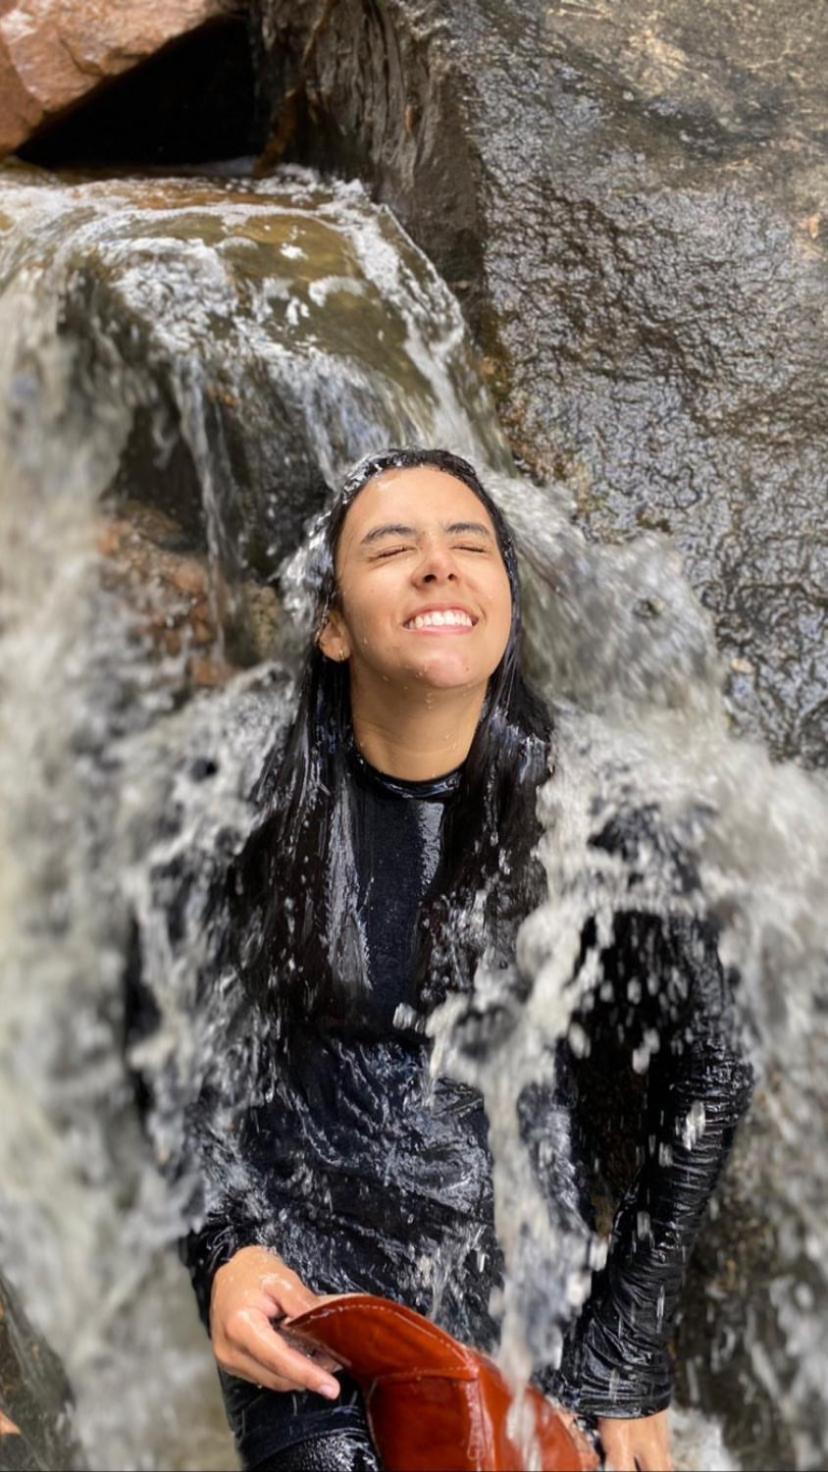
[{"left": 340, "top": 467, "right": 492, "bottom": 543}]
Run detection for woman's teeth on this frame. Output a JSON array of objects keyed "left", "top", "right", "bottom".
[{"left": 406, "top": 610, "right": 473, "bottom": 629}]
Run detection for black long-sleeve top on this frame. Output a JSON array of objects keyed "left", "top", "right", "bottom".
[{"left": 177, "top": 747, "right": 753, "bottom": 1424}]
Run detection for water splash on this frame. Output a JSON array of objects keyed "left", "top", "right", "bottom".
[{"left": 0, "top": 158, "right": 826, "bottom": 1472}]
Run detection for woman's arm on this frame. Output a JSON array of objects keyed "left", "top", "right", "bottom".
[
  {"left": 178, "top": 1113, "right": 264, "bottom": 1331},
  {"left": 179, "top": 1105, "right": 342, "bottom": 1398},
  {"left": 557, "top": 911, "right": 754, "bottom": 1429}
]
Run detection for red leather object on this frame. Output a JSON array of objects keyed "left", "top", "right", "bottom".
[{"left": 288, "top": 1294, "right": 600, "bottom": 1472}]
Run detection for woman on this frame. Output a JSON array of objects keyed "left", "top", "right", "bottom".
[{"left": 180, "top": 448, "right": 753, "bottom": 1472}]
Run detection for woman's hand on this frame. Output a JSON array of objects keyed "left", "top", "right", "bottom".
[
  {"left": 597, "top": 1409, "right": 672, "bottom": 1471},
  {"left": 210, "top": 1246, "right": 341, "bottom": 1398}
]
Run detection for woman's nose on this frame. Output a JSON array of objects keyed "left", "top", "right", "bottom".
[{"left": 415, "top": 543, "right": 458, "bottom": 584}]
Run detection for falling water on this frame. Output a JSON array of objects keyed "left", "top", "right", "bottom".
[{"left": 0, "top": 157, "right": 826, "bottom": 1472}]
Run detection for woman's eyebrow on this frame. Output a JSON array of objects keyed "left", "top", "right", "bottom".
[
  {"left": 444, "top": 521, "right": 493, "bottom": 539},
  {"left": 360, "top": 520, "right": 493, "bottom": 546},
  {"left": 360, "top": 522, "right": 418, "bottom": 546}
]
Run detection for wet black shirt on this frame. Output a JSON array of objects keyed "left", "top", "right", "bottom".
[
  {"left": 179, "top": 751, "right": 753, "bottom": 1436},
  {"left": 347, "top": 744, "right": 461, "bottom": 1032}
]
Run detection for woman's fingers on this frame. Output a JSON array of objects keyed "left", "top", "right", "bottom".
[
  {"left": 259, "top": 1262, "right": 320, "bottom": 1319},
  {"left": 222, "top": 1345, "right": 310, "bottom": 1395},
  {"left": 224, "top": 1307, "right": 341, "bottom": 1399},
  {"left": 210, "top": 1248, "right": 341, "bottom": 1395},
  {"left": 216, "top": 1249, "right": 319, "bottom": 1321},
  {"left": 280, "top": 1326, "right": 342, "bottom": 1375},
  {"left": 597, "top": 1411, "right": 672, "bottom": 1472}
]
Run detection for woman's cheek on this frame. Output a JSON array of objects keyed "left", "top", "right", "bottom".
[
  {"left": 342, "top": 593, "right": 373, "bottom": 645},
  {"left": 354, "top": 606, "right": 396, "bottom": 660}
]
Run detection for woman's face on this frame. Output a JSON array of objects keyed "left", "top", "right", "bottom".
[{"left": 319, "top": 466, "right": 513, "bottom": 693}]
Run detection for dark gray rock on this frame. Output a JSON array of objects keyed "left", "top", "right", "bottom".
[
  {"left": 0, "top": 1270, "right": 86, "bottom": 1472},
  {"left": 253, "top": 0, "right": 828, "bottom": 768}
]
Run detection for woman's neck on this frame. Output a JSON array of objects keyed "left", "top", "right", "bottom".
[{"left": 349, "top": 676, "right": 487, "bottom": 780}]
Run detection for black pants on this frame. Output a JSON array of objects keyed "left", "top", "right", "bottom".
[
  {"left": 250, "top": 1428, "right": 383, "bottom": 1471},
  {"left": 220, "top": 1369, "right": 383, "bottom": 1472}
]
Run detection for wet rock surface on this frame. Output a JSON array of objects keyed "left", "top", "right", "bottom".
[
  {"left": 0, "top": 165, "right": 502, "bottom": 681},
  {"left": 0, "top": 0, "right": 240, "bottom": 159},
  {"left": 255, "top": 0, "right": 828, "bottom": 768},
  {"left": 0, "top": 1270, "right": 86, "bottom": 1472},
  {"left": 95, "top": 503, "right": 278, "bottom": 691}
]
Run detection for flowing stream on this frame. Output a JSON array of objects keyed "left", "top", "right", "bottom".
[{"left": 0, "top": 159, "right": 826, "bottom": 1472}]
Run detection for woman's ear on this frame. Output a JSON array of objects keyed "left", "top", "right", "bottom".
[{"left": 317, "top": 612, "right": 351, "bottom": 663}]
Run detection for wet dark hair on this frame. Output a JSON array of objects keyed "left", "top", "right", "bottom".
[{"left": 234, "top": 448, "right": 552, "bottom": 1033}]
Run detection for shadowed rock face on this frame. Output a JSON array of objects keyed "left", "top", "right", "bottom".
[
  {"left": 254, "top": 0, "right": 828, "bottom": 768},
  {"left": 0, "top": 1271, "right": 86, "bottom": 1472},
  {"left": 17, "top": 15, "right": 262, "bottom": 169}
]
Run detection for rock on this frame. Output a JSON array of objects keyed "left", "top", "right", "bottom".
[
  {"left": 676, "top": 1110, "right": 801, "bottom": 1472},
  {"left": 96, "top": 500, "right": 284, "bottom": 686},
  {"left": 253, "top": 0, "right": 828, "bottom": 768},
  {"left": 2, "top": 162, "right": 499, "bottom": 694},
  {"left": 95, "top": 505, "right": 250, "bottom": 691},
  {"left": 19, "top": 13, "right": 261, "bottom": 170},
  {"left": 0, "top": 1269, "right": 87, "bottom": 1471},
  {"left": 0, "top": 0, "right": 242, "bottom": 159}
]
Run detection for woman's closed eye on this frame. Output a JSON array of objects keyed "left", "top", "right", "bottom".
[{"left": 371, "top": 542, "right": 489, "bottom": 561}]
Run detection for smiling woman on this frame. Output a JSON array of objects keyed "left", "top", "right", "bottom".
[
  {"left": 174, "top": 447, "right": 752, "bottom": 1472},
  {"left": 178, "top": 447, "right": 560, "bottom": 1469},
  {"left": 316, "top": 461, "right": 514, "bottom": 776}
]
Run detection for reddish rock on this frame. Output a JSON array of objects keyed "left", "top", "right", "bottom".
[
  {"left": 0, "top": 0, "right": 240, "bottom": 158},
  {"left": 95, "top": 503, "right": 281, "bottom": 693}
]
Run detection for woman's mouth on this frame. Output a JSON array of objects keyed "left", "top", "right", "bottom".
[{"left": 403, "top": 608, "right": 477, "bottom": 632}]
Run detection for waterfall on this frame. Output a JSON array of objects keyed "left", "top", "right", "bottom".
[{"left": 1, "top": 158, "right": 825, "bottom": 1471}]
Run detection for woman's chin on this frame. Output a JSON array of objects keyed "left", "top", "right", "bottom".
[{"left": 407, "top": 656, "right": 487, "bottom": 692}]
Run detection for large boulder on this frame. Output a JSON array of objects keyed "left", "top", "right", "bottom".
[
  {"left": 0, "top": 0, "right": 241, "bottom": 159},
  {"left": 253, "top": 0, "right": 828, "bottom": 768}
]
